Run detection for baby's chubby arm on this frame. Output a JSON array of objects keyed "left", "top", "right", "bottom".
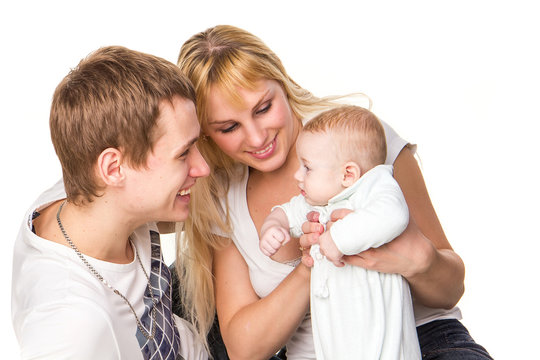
[
  {"left": 318, "top": 230, "right": 345, "bottom": 267},
  {"left": 259, "top": 208, "right": 291, "bottom": 257}
]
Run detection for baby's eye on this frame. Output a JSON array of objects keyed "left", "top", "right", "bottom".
[{"left": 304, "top": 165, "right": 311, "bottom": 172}]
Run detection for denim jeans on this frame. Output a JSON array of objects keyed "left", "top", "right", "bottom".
[
  {"left": 211, "top": 319, "right": 492, "bottom": 360},
  {"left": 170, "top": 264, "right": 491, "bottom": 360},
  {"left": 417, "top": 319, "right": 493, "bottom": 360}
]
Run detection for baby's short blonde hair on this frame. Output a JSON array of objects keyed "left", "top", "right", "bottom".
[{"left": 303, "top": 105, "right": 386, "bottom": 172}]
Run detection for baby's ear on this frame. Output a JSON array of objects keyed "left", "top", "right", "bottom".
[{"left": 342, "top": 162, "right": 361, "bottom": 187}]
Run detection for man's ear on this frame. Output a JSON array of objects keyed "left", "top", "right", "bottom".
[
  {"left": 342, "top": 161, "right": 361, "bottom": 187},
  {"left": 96, "top": 148, "right": 125, "bottom": 186}
]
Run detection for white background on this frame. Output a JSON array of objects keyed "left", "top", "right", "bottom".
[{"left": 2, "top": 0, "right": 538, "bottom": 358}]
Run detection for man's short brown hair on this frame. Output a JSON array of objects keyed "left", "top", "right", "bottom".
[{"left": 50, "top": 46, "right": 195, "bottom": 203}]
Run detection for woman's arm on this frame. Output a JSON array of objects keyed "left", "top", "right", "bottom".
[
  {"left": 213, "top": 238, "right": 310, "bottom": 360},
  {"left": 393, "top": 146, "right": 464, "bottom": 308},
  {"left": 345, "top": 147, "right": 465, "bottom": 308},
  {"left": 342, "top": 216, "right": 464, "bottom": 309},
  {"left": 300, "top": 147, "right": 465, "bottom": 309}
]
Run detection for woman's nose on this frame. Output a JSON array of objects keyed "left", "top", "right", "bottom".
[{"left": 243, "top": 121, "right": 267, "bottom": 149}]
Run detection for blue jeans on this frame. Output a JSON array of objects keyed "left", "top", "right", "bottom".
[
  {"left": 417, "top": 319, "right": 493, "bottom": 360},
  {"left": 171, "top": 264, "right": 491, "bottom": 360}
]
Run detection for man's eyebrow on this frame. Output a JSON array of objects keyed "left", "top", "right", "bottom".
[{"left": 174, "top": 136, "right": 199, "bottom": 156}]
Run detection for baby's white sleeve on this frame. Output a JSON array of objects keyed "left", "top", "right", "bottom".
[
  {"left": 331, "top": 175, "right": 409, "bottom": 255},
  {"left": 273, "top": 195, "right": 312, "bottom": 238}
]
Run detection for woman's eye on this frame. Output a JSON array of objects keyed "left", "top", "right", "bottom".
[
  {"left": 255, "top": 102, "right": 272, "bottom": 115},
  {"left": 220, "top": 123, "right": 239, "bottom": 133}
]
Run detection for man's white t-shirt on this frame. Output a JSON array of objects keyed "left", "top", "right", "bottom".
[{"left": 12, "top": 180, "right": 207, "bottom": 360}]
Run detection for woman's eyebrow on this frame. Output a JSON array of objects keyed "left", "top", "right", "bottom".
[
  {"left": 207, "top": 89, "right": 271, "bottom": 125},
  {"left": 251, "top": 89, "right": 271, "bottom": 111},
  {"left": 207, "top": 119, "right": 232, "bottom": 125}
]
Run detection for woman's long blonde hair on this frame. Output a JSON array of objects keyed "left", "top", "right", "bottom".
[{"left": 175, "top": 25, "right": 360, "bottom": 346}]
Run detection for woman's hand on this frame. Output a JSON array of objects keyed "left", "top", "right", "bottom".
[
  {"left": 300, "top": 208, "right": 435, "bottom": 279},
  {"left": 342, "top": 215, "right": 435, "bottom": 279},
  {"left": 301, "top": 147, "right": 465, "bottom": 309},
  {"left": 299, "top": 211, "right": 323, "bottom": 267},
  {"left": 309, "top": 203, "right": 462, "bottom": 309},
  {"left": 318, "top": 230, "right": 345, "bottom": 267},
  {"left": 299, "top": 209, "right": 351, "bottom": 268}
]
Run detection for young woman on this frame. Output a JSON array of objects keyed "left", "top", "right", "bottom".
[{"left": 174, "top": 25, "right": 492, "bottom": 360}]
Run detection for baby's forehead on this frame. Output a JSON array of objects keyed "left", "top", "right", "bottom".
[
  {"left": 298, "top": 130, "right": 341, "bottom": 158},
  {"left": 298, "top": 129, "right": 341, "bottom": 147},
  {"left": 299, "top": 129, "right": 335, "bottom": 140}
]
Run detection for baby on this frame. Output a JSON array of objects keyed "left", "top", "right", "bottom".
[{"left": 260, "top": 105, "right": 421, "bottom": 359}]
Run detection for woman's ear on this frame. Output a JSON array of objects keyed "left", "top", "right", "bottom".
[
  {"left": 342, "top": 161, "right": 361, "bottom": 187},
  {"left": 96, "top": 148, "right": 125, "bottom": 187}
]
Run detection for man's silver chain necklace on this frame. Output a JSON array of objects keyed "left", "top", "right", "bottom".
[{"left": 56, "top": 200, "right": 157, "bottom": 341}]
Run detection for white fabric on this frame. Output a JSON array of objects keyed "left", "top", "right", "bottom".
[
  {"left": 11, "top": 180, "right": 207, "bottom": 360},
  {"left": 277, "top": 165, "right": 420, "bottom": 359},
  {"left": 222, "top": 167, "right": 316, "bottom": 359},
  {"left": 379, "top": 121, "right": 462, "bottom": 327},
  {"left": 219, "top": 120, "right": 460, "bottom": 359}
]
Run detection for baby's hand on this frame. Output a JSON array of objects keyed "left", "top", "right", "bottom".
[
  {"left": 319, "top": 231, "right": 344, "bottom": 267},
  {"left": 260, "top": 226, "right": 291, "bottom": 257}
]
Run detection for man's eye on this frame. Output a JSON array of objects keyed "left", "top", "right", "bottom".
[{"left": 179, "top": 149, "right": 190, "bottom": 158}]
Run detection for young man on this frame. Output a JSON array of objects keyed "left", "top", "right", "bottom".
[{"left": 11, "top": 46, "right": 209, "bottom": 359}]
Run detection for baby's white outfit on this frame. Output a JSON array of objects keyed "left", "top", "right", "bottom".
[{"left": 277, "top": 165, "right": 421, "bottom": 360}]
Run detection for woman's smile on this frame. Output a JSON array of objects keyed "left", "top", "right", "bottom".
[
  {"left": 206, "top": 79, "right": 299, "bottom": 172},
  {"left": 248, "top": 137, "right": 277, "bottom": 159}
]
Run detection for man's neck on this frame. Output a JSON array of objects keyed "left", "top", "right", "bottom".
[{"left": 34, "top": 197, "right": 137, "bottom": 264}]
